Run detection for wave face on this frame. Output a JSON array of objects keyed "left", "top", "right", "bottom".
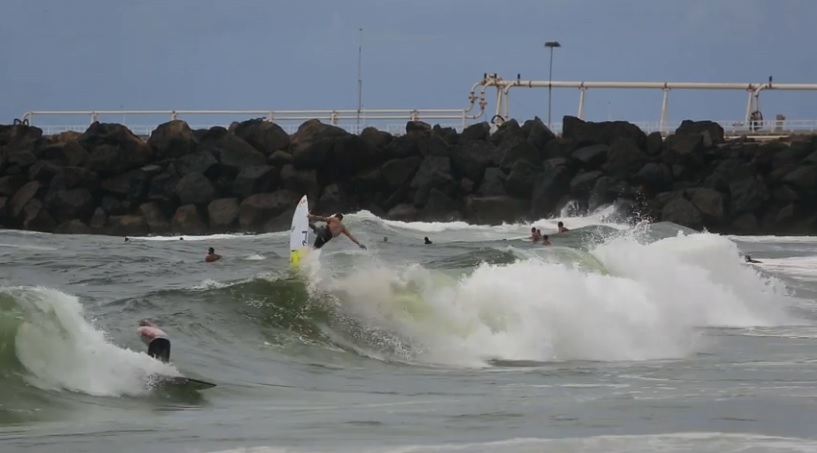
[
  {"left": 0, "top": 286, "right": 178, "bottom": 398},
  {"left": 0, "top": 205, "right": 813, "bottom": 452}
]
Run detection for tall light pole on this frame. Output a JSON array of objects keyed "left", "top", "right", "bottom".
[
  {"left": 544, "top": 41, "right": 561, "bottom": 129},
  {"left": 357, "top": 27, "right": 363, "bottom": 131}
]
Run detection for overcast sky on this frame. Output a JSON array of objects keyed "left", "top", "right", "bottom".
[{"left": 2, "top": 0, "right": 815, "bottom": 131}]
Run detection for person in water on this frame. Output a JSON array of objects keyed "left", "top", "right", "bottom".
[
  {"left": 424, "top": 237, "right": 432, "bottom": 245},
  {"left": 307, "top": 213, "right": 366, "bottom": 250},
  {"left": 542, "top": 234, "right": 552, "bottom": 246},
  {"left": 745, "top": 255, "right": 762, "bottom": 264},
  {"left": 557, "top": 221, "right": 569, "bottom": 233},
  {"left": 205, "top": 247, "right": 221, "bottom": 262},
  {"left": 138, "top": 320, "right": 171, "bottom": 363}
]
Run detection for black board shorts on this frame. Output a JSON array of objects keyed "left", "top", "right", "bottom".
[
  {"left": 148, "top": 337, "right": 171, "bottom": 363},
  {"left": 312, "top": 226, "right": 334, "bottom": 249}
]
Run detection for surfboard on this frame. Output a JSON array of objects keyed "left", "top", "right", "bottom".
[
  {"left": 149, "top": 374, "right": 217, "bottom": 391},
  {"left": 290, "top": 194, "right": 311, "bottom": 269}
]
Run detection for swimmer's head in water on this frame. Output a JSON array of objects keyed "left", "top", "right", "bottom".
[
  {"left": 333, "top": 213, "right": 344, "bottom": 221},
  {"left": 139, "top": 319, "right": 154, "bottom": 327},
  {"left": 208, "top": 247, "right": 215, "bottom": 254}
]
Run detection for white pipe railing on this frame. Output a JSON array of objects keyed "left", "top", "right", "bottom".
[
  {"left": 19, "top": 108, "right": 476, "bottom": 131},
  {"left": 475, "top": 73, "right": 817, "bottom": 133}
]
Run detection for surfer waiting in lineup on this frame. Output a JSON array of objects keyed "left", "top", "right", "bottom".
[
  {"left": 205, "top": 247, "right": 221, "bottom": 262},
  {"left": 307, "top": 213, "right": 367, "bottom": 250},
  {"left": 138, "top": 320, "right": 171, "bottom": 363}
]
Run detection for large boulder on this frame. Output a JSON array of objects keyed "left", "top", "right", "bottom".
[
  {"left": 100, "top": 169, "right": 152, "bottom": 205},
  {"left": 238, "top": 190, "right": 300, "bottom": 231},
  {"left": 176, "top": 151, "right": 218, "bottom": 176},
  {"left": 80, "top": 122, "right": 153, "bottom": 171},
  {"left": 232, "top": 119, "right": 290, "bottom": 155},
  {"left": 36, "top": 140, "right": 90, "bottom": 167},
  {"left": 504, "top": 160, "right": 537, "bottom": 198},
  {"left": 175, "top": 173, "right": 216, "bottom": 205},
  {"left": 203, "top": 134, "right": 267, "bottom": 171},
  {"left": 603, "top": 137, "right": 648, "bottom": 180},
  {"left": 316, "top": 183, "right": 353, "bottom": 215},
  {"left": 449, "top": 140, "right": 500, "bottom": 181},
  {"left": 530, "top": 163, "right": 572, "bottom": 216},
  {"left": 674, "top": 120, "right": 725, "bottom": 145},
  {"left": 498, "top": 137, "right": 541, "bottom": 171},
  {"left": 20, "top": 199, "right": 56, "bottom": 231},
  {"left": 661, "top": 196, "right": 703, "bottom": 231},
  {"left": 464, "top": 196, "right": 530, "bottom": 225},
  {"left": 147, "top": 120, "right": 198, "bottom": 159},
  {"left": 476, "top": 167, "right": 507, "bottom": 197},
  {"left": 138, "top": 201, "right": 171, "bottom": 233},
  {"left": 9, "top": 181, "right": 42, "bottom": 221},
  {"left": 233, "top": 165, "right": 279, "bottom": 197},
  {"left": 207, "top": 198, "right": 240, "bottom": 231},
  {"left": 290, "top": 119, "right": 349, "bottom": 168},
  {"left": 0, "top": 124, "right": 44, "bottom": 152},
  {"left": 562, "top": 116, "right": 646, "bottom": 148},
  {"left": 381, "top": 157, "right": 421, "bottom": 190},
  {"left": 47, "top": 188, "right": 95, "bottom": 223},
  {"left": 572, "top": 144, "right": 609, "bottom": 170},
  {"left": 689, "top": 188, "right": 726, "bottom": 226},
  {"left": 107, "top": 214, "right": 150, "bottom": 237},
  {"left": 55, "top": 219, "right": 91, "bottom": 235},
  {"left": 729, "top": 178, "right": 770, "bottom": 216},
  {"left": 280, "top": 165, "right": 319, "bottom": 201},
  {"left": 171, "top": 204, "right": 207, "bottom": 235},
  {"left": 410, "top": 156, "right": 455, "bottom": 206}
]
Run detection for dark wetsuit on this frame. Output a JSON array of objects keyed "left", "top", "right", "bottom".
[
  {"left": 147, "top": 337, "right": 171, "bottom": 363},
  {"left": 310, "top": 223, "right": 334, "bottom": 249}
]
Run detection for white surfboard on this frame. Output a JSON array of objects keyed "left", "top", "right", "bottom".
[{"left": 289, "top": 195, "right": 311, "bottom": 269}]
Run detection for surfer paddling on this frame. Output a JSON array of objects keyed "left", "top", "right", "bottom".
[
  {"left": 307, "top": 213, "right": 366, "bottom": 250},
  {"left": 138, "top": 320, "right": 171, "bottom": 363}
]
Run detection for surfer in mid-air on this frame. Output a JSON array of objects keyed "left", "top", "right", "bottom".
[
  {"left": 138, "top": 320, "right": 171, "bottom": 363},
  {"left": 307, "top": 213, "right": 366, "bottom": 250}
]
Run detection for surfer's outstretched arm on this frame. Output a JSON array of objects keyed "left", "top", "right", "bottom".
[{"left": 343, "top": 230, "right": 366, "bottom": 249}]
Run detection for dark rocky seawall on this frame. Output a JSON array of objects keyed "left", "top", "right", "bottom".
[{"left": 0, "top": 116, "right": 816, "bottom": 237}]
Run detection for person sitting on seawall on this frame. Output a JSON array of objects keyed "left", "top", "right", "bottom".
[
  {"left": 557, "top": 221, "right": 569, "bottom": 233},
  {"left": 205, "top": 247, "right": 222, "bottom": 263},
  {"left": 307, "top": 213, "right": 367, "bottom": 250},
  {"left": 138, "top": 320, "right": 171, "bottom": 363}
]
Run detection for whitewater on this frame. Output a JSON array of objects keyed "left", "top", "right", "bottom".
[{"left": 1, "top": 207, "right": 817, "bottom": 453}]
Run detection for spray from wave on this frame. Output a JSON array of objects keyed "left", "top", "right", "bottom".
[
  {"left": 0, "top": 286, "right": 178, "bottom": 397},
  {"left": 292, "top": 227, "right": 799, "bottom": 367}
]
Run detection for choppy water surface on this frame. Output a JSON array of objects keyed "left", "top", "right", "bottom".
[{"left": 1, "top": 207, "right": 817, "bottom": 453}]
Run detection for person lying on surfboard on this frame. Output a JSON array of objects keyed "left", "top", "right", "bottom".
[
  {"left": 138, "top": 320, "right": 171, "bottom": 363},
  {"left": 307, "top": 213, "right": 366, "bottom": 250}
]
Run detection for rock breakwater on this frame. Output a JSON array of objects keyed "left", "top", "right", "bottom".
[{"left": 0, "top": 116, "right": 815, "bottom": 236}]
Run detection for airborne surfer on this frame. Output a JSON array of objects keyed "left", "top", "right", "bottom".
[
  {"left": 307, "top": 213, "right": 366, "bottom": 250},
  {"left": 138, "top": 320, "right": 171, "bottom": 363}
]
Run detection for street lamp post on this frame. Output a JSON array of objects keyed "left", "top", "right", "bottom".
[{"left": 544, "top": 41, "right": 561, "bottom": 129}]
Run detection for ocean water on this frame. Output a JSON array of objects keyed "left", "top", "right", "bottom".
[{"left": 1, "top": 207, "right": 817, "bottom": 453}]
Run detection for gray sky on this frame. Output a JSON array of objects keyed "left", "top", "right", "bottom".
[{"left": 2, "top": 0, "right": 815, "bottom": 131}]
